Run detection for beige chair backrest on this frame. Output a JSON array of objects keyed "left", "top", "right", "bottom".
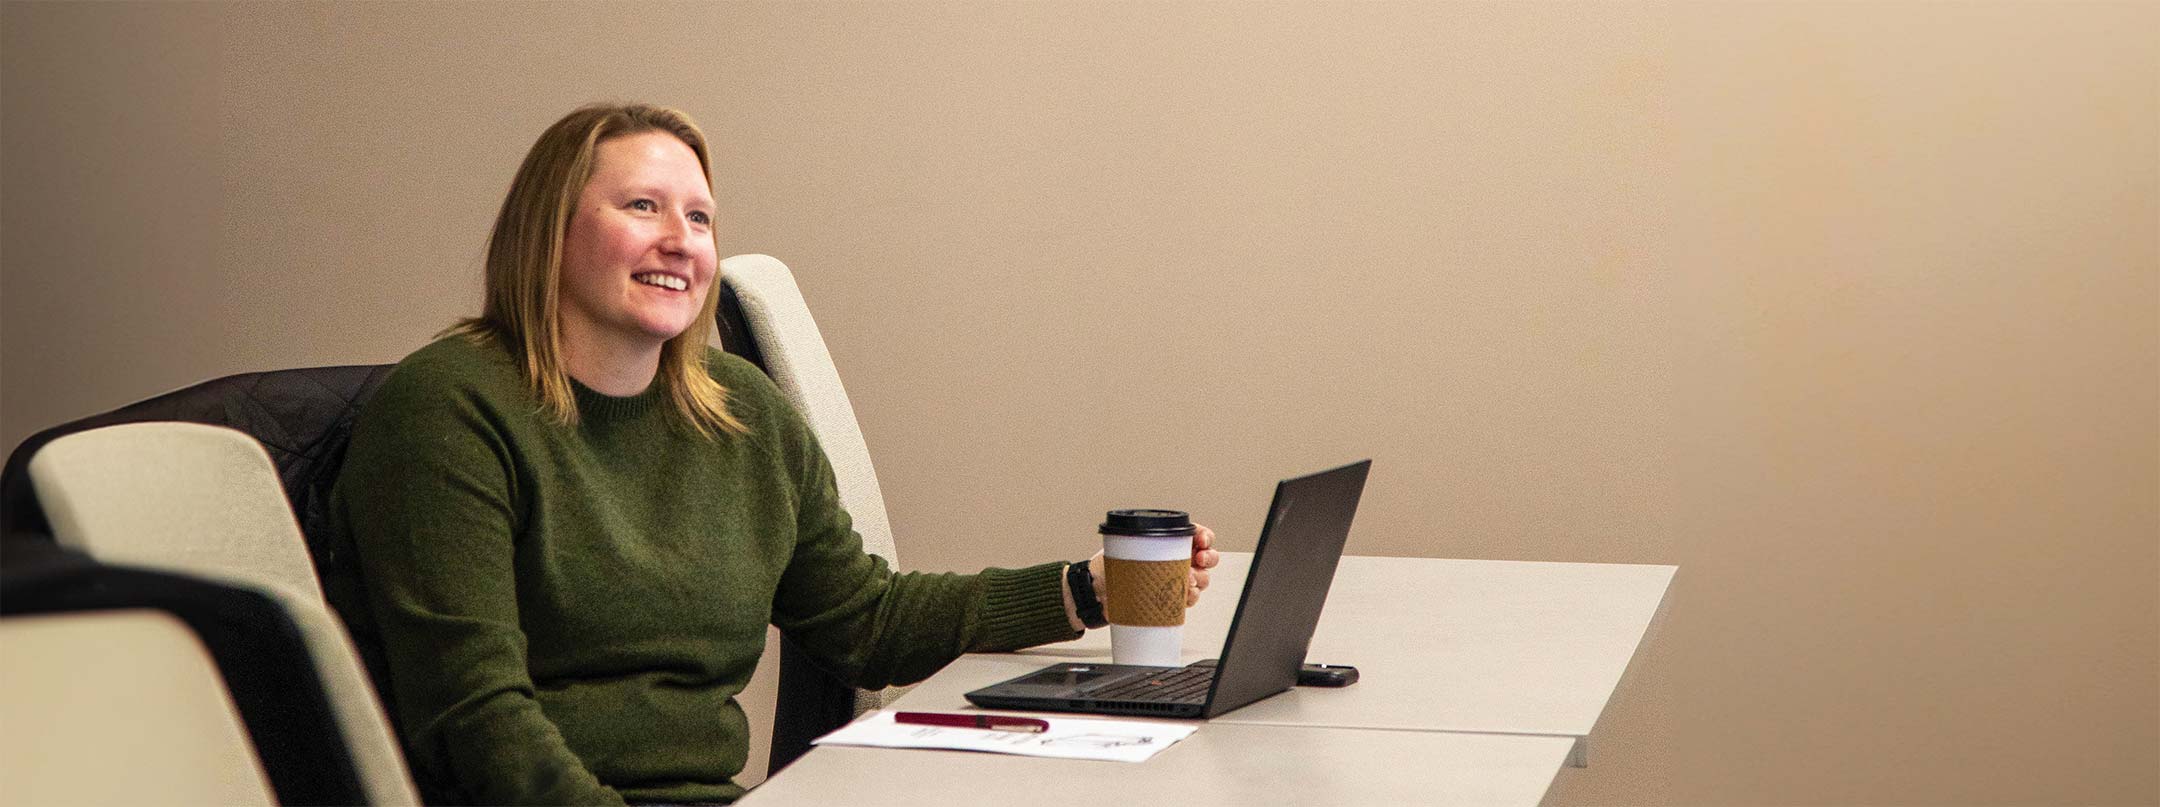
[
  {"left": 721, "top": 254, "right": 912, "bottom": 785},
  {"left": 0, "top": 609, "right": 276, "bottom": 806},
  {"left": 32, "top": 421, "right": 323, "bottom": 601},
  {"left": 722, "top": 254, "right": 900, "bottom": 572},
  {"left": 27, "top": 421, "right": 421, "bottom": 806}
]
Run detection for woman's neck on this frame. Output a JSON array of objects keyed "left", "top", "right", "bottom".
[{"left": 560, "top": 332, "right": 663, "bottom": 396}]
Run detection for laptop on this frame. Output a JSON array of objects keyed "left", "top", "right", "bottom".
[{"left": 964, "top": 459, "right": 1371, "bottom": 719}]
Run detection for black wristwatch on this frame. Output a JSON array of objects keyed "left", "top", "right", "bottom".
[{"left": 1067, "top": 559, "right": 1108, "bottom": 629}]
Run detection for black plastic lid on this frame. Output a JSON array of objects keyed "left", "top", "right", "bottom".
[{"left": 1099, "top": 509, "right": 1195, "bottom": 537}]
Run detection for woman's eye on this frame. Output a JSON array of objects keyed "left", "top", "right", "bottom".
[
  {"left": 688, "top": 211, "right": 711, "bottom": 225},
  {"left": 629, "top": 199, "right": 657, "bottom": 212}
]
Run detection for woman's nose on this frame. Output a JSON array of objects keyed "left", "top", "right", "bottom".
[{"left": 656, "top": 214, "right": 693, "bottom": 254}]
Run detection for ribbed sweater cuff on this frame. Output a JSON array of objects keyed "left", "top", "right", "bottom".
[{"left": 974, "top": 561, "right": 1083, "bottom": 651}]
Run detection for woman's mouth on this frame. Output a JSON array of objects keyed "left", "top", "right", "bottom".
[{"left": 632, "top": 272, "right": 688, "bottom": 292}]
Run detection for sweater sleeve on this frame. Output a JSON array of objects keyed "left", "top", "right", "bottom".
[
  {"left": 335, "top": 363, "right": 625, "bottom": 806},
  {"left": 753, "top": 372, "right": 1080, "bottom": 689}
]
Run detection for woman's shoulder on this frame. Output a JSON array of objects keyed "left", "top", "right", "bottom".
[
  {"left": 398, "top": 332, "right": 517, "bottom": 376},
  {"left": 368, "top": 333, "right": 525, "bottom": 415},
  {"left": 702, "top": 346, "right": 782, "bottom": 399},
  {"left": 700, "top": 346, "right": 802, "bottom": 434}
]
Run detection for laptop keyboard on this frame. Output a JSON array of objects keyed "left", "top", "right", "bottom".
[{"left": 1087, "top": 666, "right": 1216, "bottom": 703}]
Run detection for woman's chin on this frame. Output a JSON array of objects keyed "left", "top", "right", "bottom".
[{"left": 636, "top": 318, "right": 698, "bottom": 345}]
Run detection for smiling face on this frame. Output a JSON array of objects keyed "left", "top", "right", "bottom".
[{"left": 557, "top": 130, "right": 718, "bottom": 364}]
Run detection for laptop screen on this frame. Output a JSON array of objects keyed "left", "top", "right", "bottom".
[{"left": 1202, "top": 459, "right": 1370, "bottom": 717}]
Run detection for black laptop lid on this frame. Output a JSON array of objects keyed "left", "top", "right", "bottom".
[{"left": 1201, "top": 459, "right": 1371, "bottom": 717}]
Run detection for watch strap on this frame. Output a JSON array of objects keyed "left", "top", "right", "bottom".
[{"left": 1067, "top": 559, "right": 1108, "bottom": 629}]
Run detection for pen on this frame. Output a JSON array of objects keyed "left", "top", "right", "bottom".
[{"left": 893, "top": 711, "right": 1050, "bottom": 733}]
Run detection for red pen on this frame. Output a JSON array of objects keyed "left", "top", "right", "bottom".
[{"left": 893, "top": 711, "right": 1050, "bottom": 733}]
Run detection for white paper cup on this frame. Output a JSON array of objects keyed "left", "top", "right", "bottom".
[{"left": 1101, "top": 510, "right": 1195, "bottom": 667}]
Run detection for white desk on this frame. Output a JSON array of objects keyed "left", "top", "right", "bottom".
[
  {"left": 737, "top": 722, "right": 1576, "bottom": 806},
  {"left": 897, "top": 554, "right": 1675, "bottom": 745},
  {"left": 743, "top": 553, "right": 1674, "bottom": 804}
]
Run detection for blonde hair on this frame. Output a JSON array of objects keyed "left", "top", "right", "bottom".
[{"left": 448, "top": 103, "right": 745, "bottom": 437}]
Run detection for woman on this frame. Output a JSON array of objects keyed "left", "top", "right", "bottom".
[{"left": 330, "top": 103, "right": 1217, "bottom": 805}]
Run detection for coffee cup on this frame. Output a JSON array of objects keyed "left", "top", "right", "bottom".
[{"left": 1100, "top": 509, "right": 1195, "bottom": 667}]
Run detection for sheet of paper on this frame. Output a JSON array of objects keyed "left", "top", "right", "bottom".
[{"left": 810, "top": 709, "right": 1198, "bottom": 763}]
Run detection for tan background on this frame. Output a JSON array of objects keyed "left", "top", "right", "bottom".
[{"left": 3, "top": 1, "right": 2154, "bottom": 804}]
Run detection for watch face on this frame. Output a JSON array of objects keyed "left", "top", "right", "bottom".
[{"left": 1069, "top": 563, "right": 1095, "bottom": 595}]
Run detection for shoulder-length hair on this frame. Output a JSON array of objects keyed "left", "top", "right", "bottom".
[{"left": 447, "top": 103, "right": 745, "bottom": 437}]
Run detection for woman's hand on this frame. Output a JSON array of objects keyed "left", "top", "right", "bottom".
[{"left": 1088, "top": 523, "right": 1220, "bottom": 608}]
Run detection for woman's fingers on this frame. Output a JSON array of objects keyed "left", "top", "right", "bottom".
[
  {"left": 1190, "top": 525, "right": 1219, "bottom": 569},
  {"left": 1179, "top": 525, "right": 1220, "bottom": 607}
]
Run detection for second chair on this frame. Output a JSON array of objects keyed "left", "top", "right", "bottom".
[{"left": 26, "top": 421, "right": 421, "bottom": 806}]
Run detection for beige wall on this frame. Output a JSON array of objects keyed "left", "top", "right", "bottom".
[{"left": 3, "top": 1, "right": 2152, "bottom": 803}]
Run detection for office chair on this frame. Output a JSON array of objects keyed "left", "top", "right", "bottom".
[
  {"left": 718, "top": 254, "right": 907, "bottom": 713},
  {"left": 26, "top": 421, "right": 421, "bottom": 806}
]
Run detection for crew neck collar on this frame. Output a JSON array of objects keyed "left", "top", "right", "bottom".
[{"left": 571, "top": 376, "right": 664, "bottom": 421}]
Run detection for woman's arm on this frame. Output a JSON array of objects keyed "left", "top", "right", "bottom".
[
  {"left": 758, "top": 402, "right": 1221, "bottom": 684},
  {"left": 755, "top": 383, "right": 1077, "bottom": 688},
  {"left": 764, "top": 448, "right": 1078, "bottom": 688}
]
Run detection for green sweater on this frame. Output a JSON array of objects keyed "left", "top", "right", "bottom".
[{"left": 331, "top": 336, "right": 1078, "bottom": 805}]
